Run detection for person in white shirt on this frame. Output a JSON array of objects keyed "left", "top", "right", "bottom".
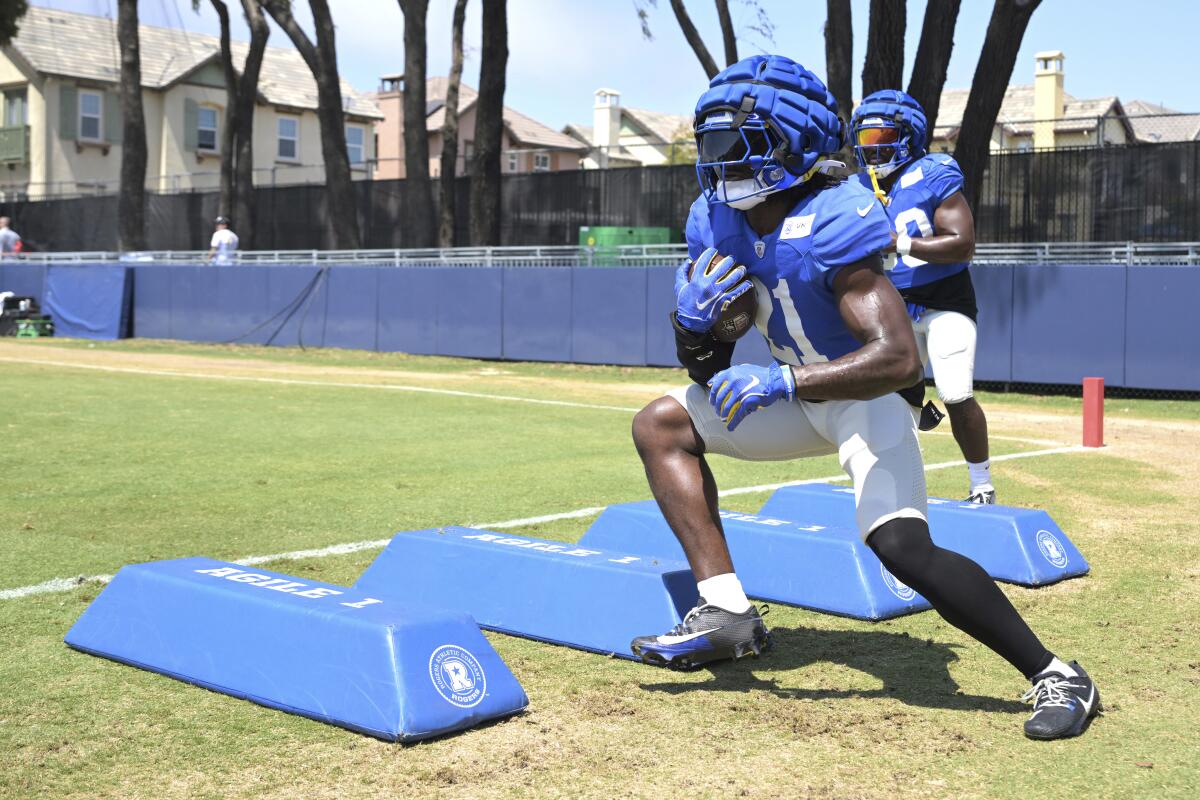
[
  {"left": 0, "top": 217, "right": 22, "bottom": 255},
  {"left": 208, "top": 216, "right": 239, "bottom": 264}
]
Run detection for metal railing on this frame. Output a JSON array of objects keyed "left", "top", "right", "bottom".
[{"left": 7, "top": 241, "right": 1200, "bottom": 266}]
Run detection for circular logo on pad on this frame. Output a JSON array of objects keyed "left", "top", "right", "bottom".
[
  {"left": 1036, "top": 530, "right": 1069, "bottom": 568},
  {"left": 880, "top": 564, "right": 917, "bottom": 601},
  {"left": 429, "top": 644, "right": 486, "bottom": 708}
]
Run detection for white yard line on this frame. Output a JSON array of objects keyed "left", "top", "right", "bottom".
[
  {"left": 0, "top": 357, "right": 642, "bottom": 413},
  {"left": 0, "top": 444, "right": 1095, "bottom": 602},
  {"left": 1, "top": 355, "right": 1066, "bottom": 446}
]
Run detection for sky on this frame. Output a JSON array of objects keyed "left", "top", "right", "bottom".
[{"left": 26, "top": 0, "right": 1200, "bottom": 130}]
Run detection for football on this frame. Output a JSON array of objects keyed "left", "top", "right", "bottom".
[{"left": 711, "top": 282, "right": 757, "bottom": 342}]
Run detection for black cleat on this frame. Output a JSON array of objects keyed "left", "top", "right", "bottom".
[
  {"left": 1022, "top": 661, "right": 1101, "bottom": 740},
  {"left": 630, "top": 599, "right": 771, "bottom": 671},
  {"left": 965, "top": 487, "right": 996, "bottom": 504}
]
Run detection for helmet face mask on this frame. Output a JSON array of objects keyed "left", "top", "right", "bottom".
[
  {"left": 850, "top": 91, "right": 929, "bottom": 181},
  {"left": 852, "top": 116, "right": 911, "bottom": 178},
  {"left": 690, "top": 55, "right": 845, "bottom": 210},
  {"left": 695, "top": 111, "right": 798, "bottom": 209}
]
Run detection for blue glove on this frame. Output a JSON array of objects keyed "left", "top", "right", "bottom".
[
  {"left": 708, "top": 362, "right": 796, "bottom": 431},
  {"left": 674, "top": 247, "right": 751, "bottom": 333}
]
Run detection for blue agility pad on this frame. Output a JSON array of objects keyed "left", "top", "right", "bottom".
[
  {"left": 64, "top": 558, "right": 528, "bottom": 742},
  {"left": 578, "top": 501, "right": 930, "bottom": 621},
  {"left": 354, "top": 527, "right": 699, "bottom": 659},
  {"left": 759, "top": 484, "right": 1089, "bottom": 586}
]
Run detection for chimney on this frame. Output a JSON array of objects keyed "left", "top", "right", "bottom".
[
  {"left": 593, "top": 89, "right": 621, "bottom": 168},
  {"left": 1033, "top": 51, "right": 1064, "bottom": 149}
]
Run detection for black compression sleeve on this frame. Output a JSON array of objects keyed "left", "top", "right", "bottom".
[
  {"left": 672, "top": 312, "right": 735, "bottom": 386},
  {"left": 868, "top": 517, "right": 1051, "bottom": 678}
]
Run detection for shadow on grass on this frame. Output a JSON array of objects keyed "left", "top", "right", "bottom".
[{"left": 638, "top": 626, "right": 1026, "bottom": 714}]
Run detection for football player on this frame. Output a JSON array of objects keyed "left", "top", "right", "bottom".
[
  {"left": 851, "top": 90, "right": 994, "bottom": 503},
  {"left": 629, "top": 55, "right": 1100, "bottom": 740}
]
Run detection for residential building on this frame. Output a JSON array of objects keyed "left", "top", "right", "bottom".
[
  {"left": 0, "top": 7, "right": 381, "bottom": 200},
  {"left": 1123, "top": 100, "right": 1200, "bottom": 144},
  {"left": 564, "top": 89, "right": 694, "bottom": 168},
  {"left": 371, "top": 75, "right": 586, "bottom": 180},
  {"left": 929, "top": 51, "right": 1133, "bottom": 152}
]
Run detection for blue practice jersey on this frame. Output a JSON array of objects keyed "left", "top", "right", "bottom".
[
  {"left": 854, "top": 153, "right": 970, "bottom": 290},
  {"left": 685, "top": 180, "right": 892, "bottom": 366}
]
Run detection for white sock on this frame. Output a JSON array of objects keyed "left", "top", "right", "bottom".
[
  {"left": 967, "top": 460, "right": 992, "bottom": 491},
  {"left": 696, "top": 573, "right": 751, "bottom": 613},
  {"left": 1041, "top": 656, "right": 1078, "bottom": 679}
]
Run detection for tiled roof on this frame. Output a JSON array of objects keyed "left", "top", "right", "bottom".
[
  {"left": 1124, "top": 100, "right": 1200, "bottom": 143},
  {"left": 424, "top": 77, "right": 585, "bottom": 151},
  {"left": 623, "top": 107, "right": 693, "bottom": 144},
  {"left": 931, "top": 84, "right": 1122, "bottom": 138},
  {"left": 8, "top": 6, "right": 381, "bottom": 119}
]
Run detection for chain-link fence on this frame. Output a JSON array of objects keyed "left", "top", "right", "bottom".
[{"left": 2, "top": 138, "right": 1199, "bottom": 251}]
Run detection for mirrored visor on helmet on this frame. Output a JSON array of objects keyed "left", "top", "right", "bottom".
[{"left": 856, "top": 126, "right": 900, "bottom": 146}]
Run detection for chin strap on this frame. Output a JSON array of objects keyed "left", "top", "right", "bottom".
[{"left": 867, "top": 166, "right": 890, "bottom": 206}]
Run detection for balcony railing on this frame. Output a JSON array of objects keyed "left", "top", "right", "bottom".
[{"left": 0, "top": 125, "right": 29, "bottom": 164}]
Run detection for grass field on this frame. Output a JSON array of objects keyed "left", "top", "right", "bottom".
[{"left": 1, "top": 338, "right": 1197, "bottom": 799}]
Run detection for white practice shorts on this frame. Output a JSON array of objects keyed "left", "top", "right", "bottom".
[
  {"left": 667, "top": 385, "right": 927, "bottom": 539},
  {"left": 912, "top": 309, "right": 977, "bottom": 404}
]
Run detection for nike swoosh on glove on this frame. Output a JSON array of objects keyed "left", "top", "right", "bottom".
[
  {"left": 708, "top": 362, "right": 795, "bottom": 431},
  {"left": 675, "top": 247, "right": 752, "bottom": 333}
]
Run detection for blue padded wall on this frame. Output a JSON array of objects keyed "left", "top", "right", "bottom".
[
  {"left": 1124, "top": 267, "right": 1200, "bottom": 391},
  {"left": 971, "top": 265, "right": 1014, "bottom": 383},
  {"left": 377, "top": 267, "right": 440, "bottom": 354},
  {"left": 50, "top": 261, "right": 1191, "bottom": 392},
  {"left": 570, "top": 267, "right": 647, "bottom": 365},
  {"left": 1011, "top": 265, "right": 1126, "bottom": 385},
  {"left": 645, "top": 265, "right": 678, "bottom": 367},
  {"left": 43, "top": 264, "right": 131, "bottom": 339},
  {"left": 322, "top": 266, "right": 379, "bottom": 351},
  {"left": 502, "top": 267, "right": 573, "bottom": 362},
  {"left": 266, "top": 266, "right": 325, "bottom": 347},
  {"left": 132, "top": 266, "right": 172, "bottom": 339},
  {"left": 0, "top": 263, "right": 46, "bottom": 301},
  {"left": 437, "top": 268, "right": 503, "bottom": 359}
]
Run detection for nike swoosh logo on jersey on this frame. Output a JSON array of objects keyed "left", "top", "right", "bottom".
[
  {"left": 856, "top": 204, "right": 874, "bottom": 217},
  {"left": 656, "top": 628, "right": 720, "bottom": 645}
]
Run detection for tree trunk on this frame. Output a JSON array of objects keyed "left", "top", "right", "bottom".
[
  {"left": 824, "top": 0, "right": 852, "bottom": 125},
  {"left": 210, "top": 0, "right": 237, "bottom": 219},
  {"left": 439, "top": 0, "right": 467, "bottom": 248},
  {"left": 469, "top": 0, "right": 507, "bottom": 246},
  {"left": 233, "top": 0, "right": 269, "bottom": 248},
  {"left": 953, "top": 0, "right": 1042, "bottom": 212},
  {"left": 117, "top": 0, "right": 146, "bottom": 251},
  {"left": 262, "top": 0, "right": 361, "bottom": 249},
  {"left": 398, "top": 0, "right": 434, "bottom": 247},
  {"left": 861, "top": 0, "right": 905, "bottom": 97},
  {"left": 907, "top": 0, "right": 960, "bottom": 133},
  {"left": 669, "top": 0, "right": 718, "bottom": 79},
  {"left": 714, "top": 0, "right": 737, "bottom": 67}
]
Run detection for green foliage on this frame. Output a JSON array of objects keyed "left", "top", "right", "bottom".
[
  {"left": 0, "top": 0, "right": 28, "bottom": 46},
  {"left": 665, "top": 122, "right": 697, "bottom": 165}
]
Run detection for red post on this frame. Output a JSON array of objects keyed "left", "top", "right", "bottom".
[{"left": 1082, "top": 377, "right": 1104, "bottom": 448}]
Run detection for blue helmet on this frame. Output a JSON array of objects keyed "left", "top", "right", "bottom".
[
  {"left": 693, "top": 55, "right": 844, "bottom": 209},
  {"left": 850, "top": 90, "right": 928, "bottom": 179}
]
